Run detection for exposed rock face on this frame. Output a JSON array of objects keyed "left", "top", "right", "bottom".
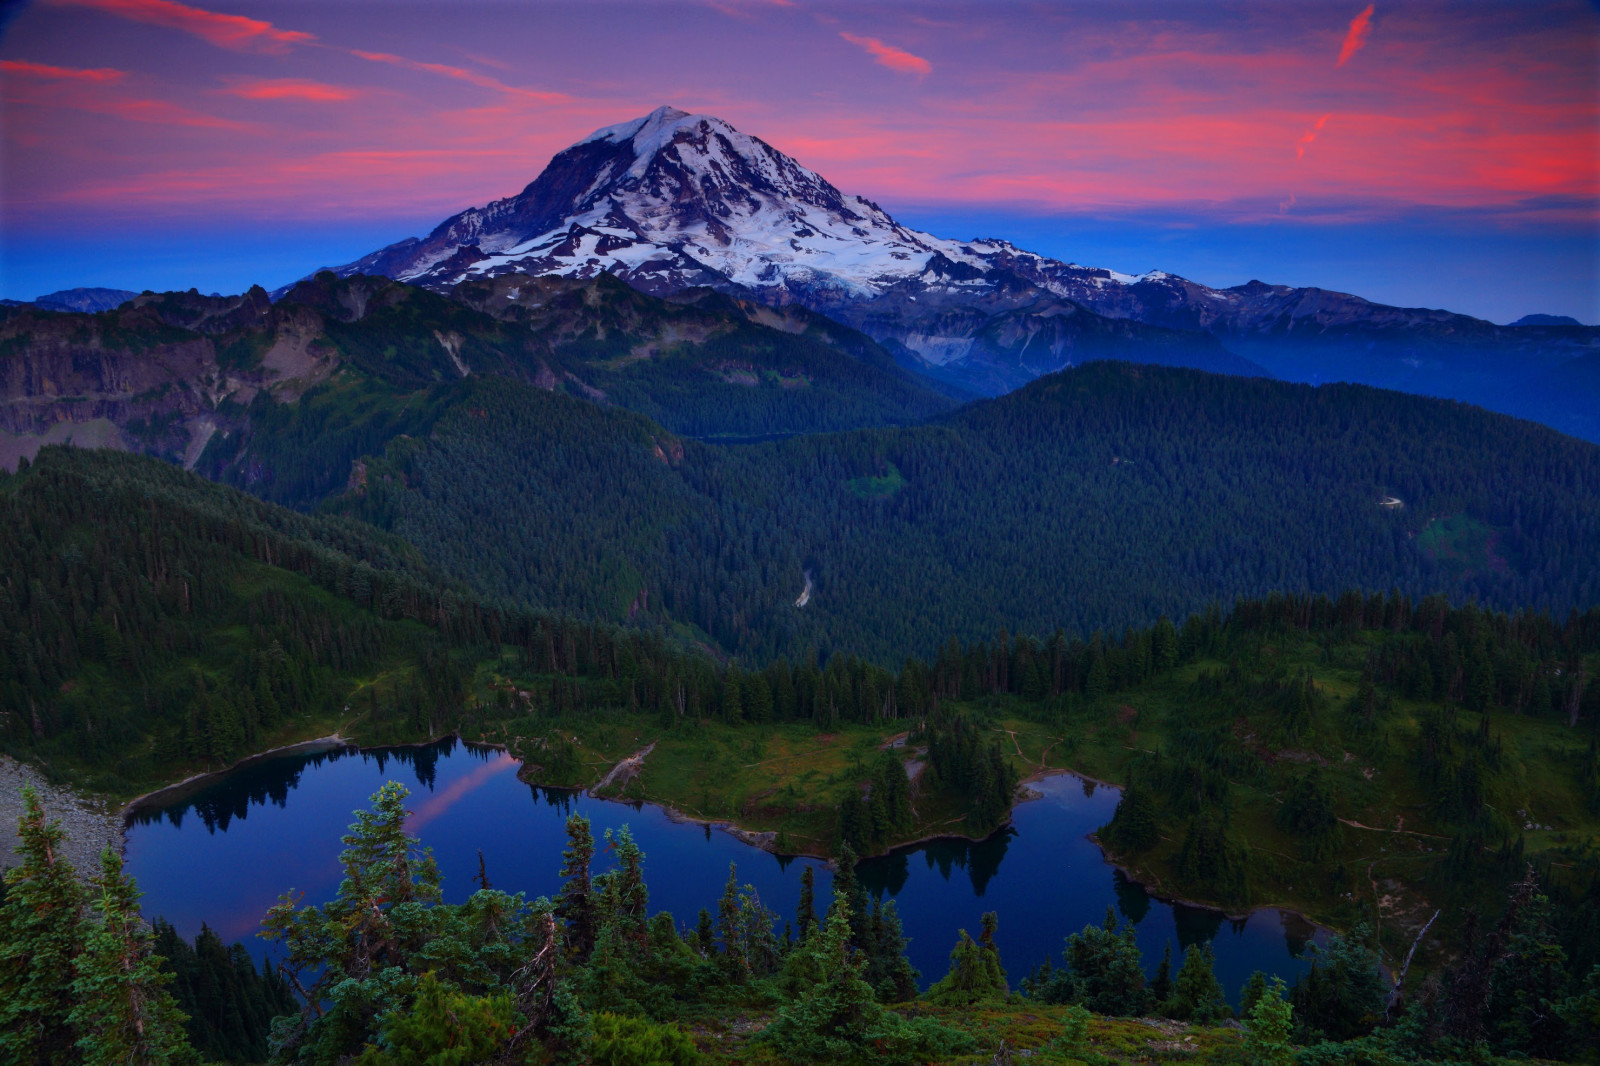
[
  {"left": 0, "top": 284, "right": 321, "bottom": 470},
  {"left": 0, "top": 305, "right": 218, "bottom": 464}
]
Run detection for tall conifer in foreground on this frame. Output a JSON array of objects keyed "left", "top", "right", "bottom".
[
  {"left": 69, "top": 849, "right": 199, "bottom": 1066},
  {"left": 0, "top": 787, "right": 88, "bottom": 1066}
]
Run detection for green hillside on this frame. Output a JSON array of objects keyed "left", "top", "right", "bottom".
[{"left": 330, "top": 362, "right": 1600, "bottom": 663}]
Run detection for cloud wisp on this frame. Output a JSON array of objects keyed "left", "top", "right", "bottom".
[
  {"left": 350, "top": 49, "right": 570, "bottom": 102},
  {"left": 1337, "top": 4, "right": 1375, "bottom": 67},
  {"left": 1, "top": 59, "right": 124, "bottom": 82},
  {"left": 1297, "top": 113, "right": 1332, "bottom": 159},
  {"left": 220, "top": 78, "right": 357, "bottom": 103},
  {"left": 52, "top": 0, "right": 315, "bottom": 53},
  {"left": 840, "top": 32, "right": 932, "bottom": 76}
]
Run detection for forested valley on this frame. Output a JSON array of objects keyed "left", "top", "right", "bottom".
[
  {"left": 3, "top": 280, "right": 1600, "bottom": 1064},
  {"left": 333, "top": 361, "right": 1600, "bottom": 664},
  {"left": 2, "top": 443, "right": 1598, "bottom": 1065}
]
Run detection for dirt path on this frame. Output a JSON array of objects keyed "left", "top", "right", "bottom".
[
  {"left": 591, "top": 743, "right": 655, "bottom": 794},
  {"left": 1338, "top": 817, "right": 1448, "bottom": 839}
]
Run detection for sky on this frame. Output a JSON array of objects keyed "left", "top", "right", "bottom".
[{"left": 1, "top": 0, "right": 1596, "bottom": 323}]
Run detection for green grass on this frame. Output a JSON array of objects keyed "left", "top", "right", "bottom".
[
  {"left": 844, "top": 462, "right": 907, "bottom": 499},
  {"left": 1416, "top": 513, "right": 1502, "bottom": 575}
]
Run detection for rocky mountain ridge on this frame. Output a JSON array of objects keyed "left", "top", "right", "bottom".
[
  {"left": 0, "top": 270, "right": 955, "bottom": 483},
  {"left": 317, "top": 106, "right": 1598, "bottom": 434}
]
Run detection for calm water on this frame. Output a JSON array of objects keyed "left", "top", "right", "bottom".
[{"left": 124, "top": 739, "right": 1324, "bottom": 998}]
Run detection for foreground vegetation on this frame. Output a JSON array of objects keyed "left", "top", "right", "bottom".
[{"left": 5, "top": 783, "right": 1596, "bottom": 1065}]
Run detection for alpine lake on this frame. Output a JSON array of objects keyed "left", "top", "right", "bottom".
[{"left": 124, "top": 738, "right": 1327, "bottom": 1001}]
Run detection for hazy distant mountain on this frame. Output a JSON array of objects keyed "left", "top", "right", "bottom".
[
  {"left": 19, "top": 286, "right": 139, "bottom": 312},
  {"left": 1510, "top": 313, "right": 1582, "bottom": 327},
  {"left": 316, "top": 107, "right": 1598, "bottom": 436}
]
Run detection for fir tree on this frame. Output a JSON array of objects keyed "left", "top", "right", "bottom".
[
  {"left": 1150, "top": 941, "right": 1175, "bottom": 1006},
  {"left": 1242, "top": 977, "right": 1295, "bottom": 1066},
  {"left": 0, "top": 786, "right": 88, "bottom": 1066},
  {"left": 1168, "top": 941, "right": 1229, "bottom": 1023},
  {"left": 795, "top": 865, "right": 818, "bottom": 942},
  {"left": 69, "top": 848, "right": 200, "bottom": 1066},
  {"left": 558, "top": 812, "right": 599, "bottom": 960}
]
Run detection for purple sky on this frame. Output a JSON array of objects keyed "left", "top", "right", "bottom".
[{"left": 2, "top": 0, "right": 1596, "bottom": 322}]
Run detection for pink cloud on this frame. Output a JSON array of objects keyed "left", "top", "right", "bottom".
[
  {"left": 221, "top": 78, "right": 356, "bottom": 103},
  {"left": 840, "top": 32, "right": 931, "bottom": 76},
  {"left": 52, "top": 0, "right": 314, "bottom": 53},
  {"left": 3, "top": 62, "right": 248, "bottom": 130},
  {"left": 1297, "top": 113, "right": 1332, "bottom": 159},
  {"left": 350, "top": 49, "right": 570, "bottom": 102},
  {"left": 1, "top": 59, "right": 125, "bottom": 82},
  {"left": 1337, "top": 4, "right": 1375, "bottom": 67}
]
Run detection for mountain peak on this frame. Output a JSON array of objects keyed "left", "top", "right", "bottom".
[{"left": 576, "top": 105, "right": 695, "bottom": 150}]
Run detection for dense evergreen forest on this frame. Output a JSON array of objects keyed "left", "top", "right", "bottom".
[
  {"left": 4, "top": 304, "right": 1600, "bottom": 1063},
  {"left": 189, "top": 274, "right": 955, "bottom": 509},
  {"left": 332, "top": 361, "right": 1600, "bottom": 663},
  {"left": 11, "top": 275, "right": 1597, "bottom": 667}
]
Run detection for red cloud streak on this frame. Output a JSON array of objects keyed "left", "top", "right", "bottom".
[
  {"left": 1, "top": 59, "right": 124, "bottom": 82},
  {"left": 223, "top": 79, "right": 354, "bottom": 103},
  {"left": 53, "top": 0, "right": 314, "bottom": 52},
  {"left": 840, "top": 32, "right": 932, "bottom": 76},
  {"left": 1337, "top": 4, "right": 1375, "bottom": 67},
  {"left": 351, "top": 49, "right": 569, "bottom": 101}
]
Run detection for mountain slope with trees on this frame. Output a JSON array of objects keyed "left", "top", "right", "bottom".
[{"left": 331, "top": 361, "right": 1600, "bottom": 664}]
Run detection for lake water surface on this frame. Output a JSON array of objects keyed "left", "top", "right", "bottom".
[{"left": 125, "top": 738, "right": 1325, "bottom": 998}]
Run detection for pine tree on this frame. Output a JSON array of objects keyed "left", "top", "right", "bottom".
[
  {"left": 1487, "top": 892, "right": 1573, "bottom": 1056},
  {"left": 1150, "top": 941, "right": 1175, "bottom": 1006},
  {"left": 759, "top": 893, "right": 880, "bottom": 1060},
  {"left": 1239, "top": 969, "right": 1268, "bottom": 1018},
  {"left": 358, "top": 972, "right": 520, "bottom": 1065},
  {"left": 795, "top": 865, "right": 818, "bottom": 942},
  {"left": 1242, "top": 977, "right": 1295, "bottom": 1066},
  {"left": 716, "top": 863, "right": 748, "bottom": 979},
  {"left": 69, "top": 848, "right": 199, "bottom": 1066},
  {"left": 558, "top": 812, "right": 599, "bottom": 959},
  {"left": 597, "top": 826, "right": 648, "bottom": 945},
  {"left": 692, "top": 909, "right": 715, "bottom": 958},
  {"left": 1168, "top": 941, "right": 1229, "bottom": 1023},
  {"left": 863, "top": 898, "right": 920, "bottom": 1002},
  {"left": 0, "top": 786, "right": 88, "bottom": 1066},
  {"left": 927, "top": 916, "right": 1005, "bottom": 1005}
]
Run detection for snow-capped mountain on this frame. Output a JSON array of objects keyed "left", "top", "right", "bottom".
[
  {"left": 341, "top": 105, "right": 1031, "bottom": 302},
  {"left": 327, "top": 106, "right": 1263, "bottom": 390},
  {"left": 328, "top": 106, "right": 1597, "bottom": 407}
]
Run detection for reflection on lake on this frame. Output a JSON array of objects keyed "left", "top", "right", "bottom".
[{"left": 126, "top": 739, "right": 1323, "bottom": 996}]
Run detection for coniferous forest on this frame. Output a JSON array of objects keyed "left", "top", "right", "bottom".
[
  {"left": 1, "top": 277, "right": 1598, "bottom": 1065},
  {"left": 2, "top": 436, "right": 1599, "bottom": 1063},
  {"left": 4, "top": 0, "right": 1599, "bottom": 1054}
]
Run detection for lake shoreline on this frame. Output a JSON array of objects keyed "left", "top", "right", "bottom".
[
  {"left": 118, "top": 733, "right": 354, "bottom": 827},
  {"left": 110, "top": 732, "right": 1338, "bottom": 942}
]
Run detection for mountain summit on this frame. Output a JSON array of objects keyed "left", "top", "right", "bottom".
[
  {"left": 337, "top": 105, "right": 1059, "bottom": 304},
  {"left": 326, "top": 108, "right": 1598, "bottom": 418}
]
